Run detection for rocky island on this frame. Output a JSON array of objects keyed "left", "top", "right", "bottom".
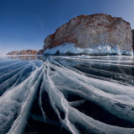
[
  {"left": 42, "top": 13, "right": 133, "bottom": 55},
  {"left": 7, "top": 50, "right": 39, "bottom": 55}
]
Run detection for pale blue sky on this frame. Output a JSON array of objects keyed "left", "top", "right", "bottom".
[{"left": 0, "top": 0, "right": 134, "bottom": 55}]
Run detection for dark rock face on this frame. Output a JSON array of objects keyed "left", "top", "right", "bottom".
[
  {"left": 36, "top": 49, "right": 44, "bottom": 55},
  {"left": 43, "top": 13, "right": 133, "bottom": 55},
  {"left": 132, "top": 30, "right": 134, "bottom": 51},
  {"left": 7, "top": 50, "right": 39, "bottom": 55}
]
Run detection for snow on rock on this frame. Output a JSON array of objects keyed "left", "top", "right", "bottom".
[
  {"left": 44, "top": 43, "right": 133, "bottom": 55},
  {"left": 43, "top": 14, "right": 133, "bottom": 55}
]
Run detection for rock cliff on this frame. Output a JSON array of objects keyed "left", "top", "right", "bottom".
[
  {"left": 43, "top": 14, "right": 133, "bottom": 55},
  {"left": 7, "top": 50, "right": 39, "bottom": 55}
]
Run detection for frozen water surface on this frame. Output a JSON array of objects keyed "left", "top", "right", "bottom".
[{"left": 0, "top": 55, "right": 134, "bottom": 134}]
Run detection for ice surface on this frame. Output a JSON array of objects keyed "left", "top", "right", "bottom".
[{"left": 0, "top": 56, "right": 134, "bottom": 134}]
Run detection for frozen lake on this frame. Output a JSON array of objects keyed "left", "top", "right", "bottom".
[{"left": 0, "top": 55, "right": 134, "bottom": 134}]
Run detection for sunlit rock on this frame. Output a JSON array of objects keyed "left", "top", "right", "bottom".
[{"left": 43, "top": 14, "right": 133, "bottom": 55}]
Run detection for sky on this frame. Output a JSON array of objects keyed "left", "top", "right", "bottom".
[{"left": 0, "top": 0, "right": 134, "bottom": 55}]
